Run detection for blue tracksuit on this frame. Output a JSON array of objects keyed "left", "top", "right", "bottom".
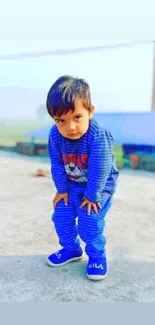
[{"left": 48, "top": 119, "right": 119, "bottom": 258}]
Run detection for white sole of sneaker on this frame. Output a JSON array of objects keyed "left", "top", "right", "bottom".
[
  {"left": 87, "top": 273, "right": 107, "bottom": 281},
  {"left": 46, "top": 255, "right": 83, "bottom": 267}
]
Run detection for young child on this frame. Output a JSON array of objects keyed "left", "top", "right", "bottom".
[{"left": 46, "top": 75, "right": 119, "bottom": 281}]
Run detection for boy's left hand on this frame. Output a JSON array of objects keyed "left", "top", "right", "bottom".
[{"left": 80, "top": 197, "right": 102, "bottom": 216}]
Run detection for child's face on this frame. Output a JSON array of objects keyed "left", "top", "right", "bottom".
[{"left": 53, "top": 99, "right": 94, "bottom": 140}]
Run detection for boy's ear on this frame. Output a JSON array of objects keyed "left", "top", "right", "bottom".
[{"left": 89, "top": 105, "right": 95, "bottom": 118}]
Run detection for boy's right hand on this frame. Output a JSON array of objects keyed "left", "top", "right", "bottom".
[{"left": 53, "top": 192, "right": 68, "bottom": 209}]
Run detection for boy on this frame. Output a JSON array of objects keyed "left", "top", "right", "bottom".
[{"left": 46, "top": 75, "right": 119, "bottom": 281}]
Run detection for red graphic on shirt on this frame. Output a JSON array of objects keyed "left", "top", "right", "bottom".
[
  {"left": 62, "top": 154, "right": 88, "bottom": 169},
  {"left": 62, "top": 153, "right": 88, "bottom": 182}
]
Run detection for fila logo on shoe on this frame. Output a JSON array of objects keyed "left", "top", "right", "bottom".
[
  {"left": 88, "top": 263, "right": 104, "bottom": 269},
  {"left": 55, "top": 252, "right": 61, "bottom": 259}
]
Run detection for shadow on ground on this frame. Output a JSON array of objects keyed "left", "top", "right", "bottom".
[{"left": 0, "top": 254, "right": 155, "bottom": 302}]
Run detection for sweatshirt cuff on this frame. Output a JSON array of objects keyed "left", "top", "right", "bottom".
[
  {"left": 53, "top": 182, "right": 68, "bottom": 194},
  {"left": 84, "top": 189, "right": 111, "bottom": 204},
  {"left": 84, "top": 188, "right": 102, "bottom": 203}
]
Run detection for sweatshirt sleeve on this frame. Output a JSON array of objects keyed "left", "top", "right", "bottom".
[
  {"left": 84, "top": 129, "right": 114, "bottom": 203},
  {"left": 48, "top": 129, "right": 69, "bottom": 193}
]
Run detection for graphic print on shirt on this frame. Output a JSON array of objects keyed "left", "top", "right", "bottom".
[{"left": 62, "top": 154, "right": 88, "bottom": 182}]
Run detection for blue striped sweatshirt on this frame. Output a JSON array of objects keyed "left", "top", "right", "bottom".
[{"left": 48, "top": 119, "right": 119, "bottom": 204}]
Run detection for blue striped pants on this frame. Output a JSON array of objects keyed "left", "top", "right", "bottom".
[{"left": 52, "top": 183, "right": 112, "bottom": 258}]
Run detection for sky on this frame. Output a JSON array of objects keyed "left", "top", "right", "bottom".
[{"left": 0, "top": 0, "right": 155, "bottom": 119}]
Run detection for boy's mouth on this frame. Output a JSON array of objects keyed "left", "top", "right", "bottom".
[{"left": 68, "top": 133, "right": 78, "bottom": 137}]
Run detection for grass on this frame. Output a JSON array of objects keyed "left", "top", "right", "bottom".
[{"left": 0, "top": 120, "right": 51, "bottom": 146}]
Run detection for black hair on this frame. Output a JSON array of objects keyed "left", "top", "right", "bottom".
[{"left": 46, "top": 75, "right": 92, "bottom": 117}]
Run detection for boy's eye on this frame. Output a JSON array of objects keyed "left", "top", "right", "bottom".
[
  {"left": 57, "top": 119, "right": 64, "bottom": 124},
  {"left": 75, "top": 116, "right": 81, "bottom": 120}
]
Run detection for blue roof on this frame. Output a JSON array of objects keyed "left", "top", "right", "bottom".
[
  {"left": 25, "top": 125, "right": 52, "bottom": 139},
  {"left": 24, "top": 112, "right": 155, "bottom": 145}
]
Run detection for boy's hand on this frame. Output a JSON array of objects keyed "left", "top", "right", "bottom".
[
  {"left": 53, "top": 192, "right": 68, "bottom": 209},
  {"left": 80, "top": 197, "right": 102, "bottom": 215}
]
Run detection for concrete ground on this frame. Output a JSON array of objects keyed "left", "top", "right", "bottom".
[{"left": 0, "top": 155, "right": 155, "bottom": 302}]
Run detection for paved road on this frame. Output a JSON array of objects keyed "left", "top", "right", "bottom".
[{"left": 0, "top": 157, "right": 155, "bottom": 302}]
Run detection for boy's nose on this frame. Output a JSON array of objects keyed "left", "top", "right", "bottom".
[{"left": 68, "top": 123, "right": 76, "bottom": 131}]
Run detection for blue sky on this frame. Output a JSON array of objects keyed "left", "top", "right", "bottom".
[{"left": 0, "top": 0, "right": 155, "bottom": 118}]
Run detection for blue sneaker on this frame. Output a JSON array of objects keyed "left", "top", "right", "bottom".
[
  {"left": 47, "top": 247, "right": 83, "bottom": 267},
  {"left": 87, "top": 256, "right": 107, "bottom": 281}
]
